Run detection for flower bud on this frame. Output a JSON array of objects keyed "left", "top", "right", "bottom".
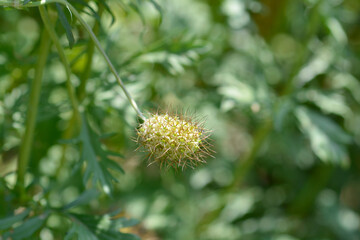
[{"left": 136, "top": 113, "right": 212, "bottom": 169}]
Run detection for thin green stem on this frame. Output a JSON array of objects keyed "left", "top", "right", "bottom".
[
  {"left": 65, "top": 2, "right": 146, "bottom": 120},
  {"left": 288, "top": 164, "right": 333, "bottom": 216},
  {"left": 228, "top": 119, "right": 273, "bottom": 191},
  {"left": 39, "top": 6, "right": 83, "bottom": 179},
  {"left": 39, "top": 6, "right": 80, "bottom": 126},
  {"left": 16, "top": 28, "right": 51, "bottom": 199},
  {"left": 77, "top": 5, "right": 103, "bottom": 102},
  {"left": 0, "top": 0, "right": 146, "bottom": 120}
]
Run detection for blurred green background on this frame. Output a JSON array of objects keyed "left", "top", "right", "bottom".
[{"left": 1, "top": 0, "right": 360, "bottom": 239}]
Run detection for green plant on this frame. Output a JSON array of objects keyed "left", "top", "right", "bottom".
[
  {"left": 0, "top": 0, "right": 215, "bottom": 237},
  {"left": 0, "top": 0, "right": 160, "bottom": 239},
  {"left": 1, "top": 0, "right": 360, "bottom": 239}
]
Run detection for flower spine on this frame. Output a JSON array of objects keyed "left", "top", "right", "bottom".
[{"left": 137, "top": 113, "right": 212, "bottom": 169}]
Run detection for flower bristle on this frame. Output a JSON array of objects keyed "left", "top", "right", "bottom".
[{"left": 136, "top": 111, "right": 212, "bottom": 169}]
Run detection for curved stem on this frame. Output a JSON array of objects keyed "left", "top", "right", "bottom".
[
  {"left": 1, "top": 0, "right": 146, "bottom": 120},
  {"left": 77, "top": 4, "right": 103, "bottom": 102},
  {"left": 65, "top": 2, "right": 146, "bottom": 120},
  {"left": 16, "top": 27, "right": 51, "bottom": 199},
  {"left": 228, "top": 119, "right": 273, "bottom": 190},
  {"left": 39, "top": 6, "right": 80, "bottom": 126},
  {"left": 288, "top": 164, "right": 333, "bottom": 216}
]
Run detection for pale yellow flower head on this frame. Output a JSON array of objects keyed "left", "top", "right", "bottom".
[{"left": 137, "top": 113, "right": 212, "bottom": 169}]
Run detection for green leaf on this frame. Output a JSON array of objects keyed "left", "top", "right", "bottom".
[
  {"left": 297, "top": 89, "right": 350, "bottom": 116},
  {"left": 148, "top": 0, "right": 163, "bottom": 24},
  {"left": 4, "top": 214, "right": 48, "bottom": 240},
  {"left": 274, "top": 97, "right": 294, "bottom": 131},
  {"left": 98, "top": 0, "right": 116, "bottom": 25},
  {"left": 63, "top": 189, "right": 100, "bottom": 210},
  {"left": 326, "top": 17, "right": 347, "bottom": 44},
  {"left": 138, "top": 39, "right": 209, "bottom": 75},
  {"left": 56, "top": 3, "right": 75, "bottom": 49},
  {"left": 75, "top": 114, "right": 124, "bottom": 194},
  {"left": 65, "top": 221, "right": 98, "bottom": 240},
  {"left": 81, "top": 136, "right": 110, "bottom": 192},
  {"left": 332, "top": 73, "right": 360, "bottom": 104},
  {"left": 22, "top": 0, "right": 32, "bottom": 5},
  {"left": 72, "top": 0, "right": 101, "bottom": 22},
  {"left": 114, "top": 218, "right": 140, "bottom": 229},
  {"left": 103, "top": 157, "right": 125, "bottom": 173},
  {"left": 296, "top": 107, "right": 352, "bottom": 166},
  {"left": 0, "top": 208, "right": 30, "bottom": 230},
  {"left": 67, "top": 212, "right": 139, "bottom": 240},
  {"left": 129, "top": 2, "right": 146, "bottom": 25}
]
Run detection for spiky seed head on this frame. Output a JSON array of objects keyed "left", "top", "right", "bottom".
[{"left": 136, "top": 113, "right": 211, "bottom": 169}]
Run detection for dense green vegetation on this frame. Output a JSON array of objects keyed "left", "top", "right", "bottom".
[{"left": 1, "top": 0, "right": 360, "bottom": 239}]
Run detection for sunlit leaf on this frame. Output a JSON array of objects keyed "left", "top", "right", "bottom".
[
  {"left": 296, "top": 107, "right": 352, "bottom": 166},
  {"left": 326, "top": 17, "right": 347, "bottom": 44},
  {"left": 332, "top": 73, "right": 360, "bottom": 104},
  {"left": 66, "top": 212, "right": 140, "bottom": 240},
  {"left": 148, "top": 0, "right": 162, "bottom": 24},
  {"left": 297, "top": 89, "right": 350, "bottom": 116},
  {"left": 137, "top": 39, "right": 209, "bottom": 75}
]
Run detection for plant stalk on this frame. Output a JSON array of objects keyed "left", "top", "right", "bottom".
[
  {"left": 39, "top": 6, "right": 80, "bottom": 125},
  {"left": 39, "top": 6, "right": 83, "bottom": 179},
  {"left": 288, "top": 164, "right": 333, "bottom": 216},
  {"left": 77, "top": 4, "right": 103, "bottom": 102},
  {"left": 66, "top": 2, "right": 146, "bottom": 120},
  {"left": 16, "top": 28, "right": 51, "bottom": 199},
  {"left": 228, "top": 119, "right": 273, "bottom": 190}
]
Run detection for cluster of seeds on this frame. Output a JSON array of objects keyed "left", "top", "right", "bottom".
[{"left": 137, "top": 113, "right": 211, "bottom": 169}]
